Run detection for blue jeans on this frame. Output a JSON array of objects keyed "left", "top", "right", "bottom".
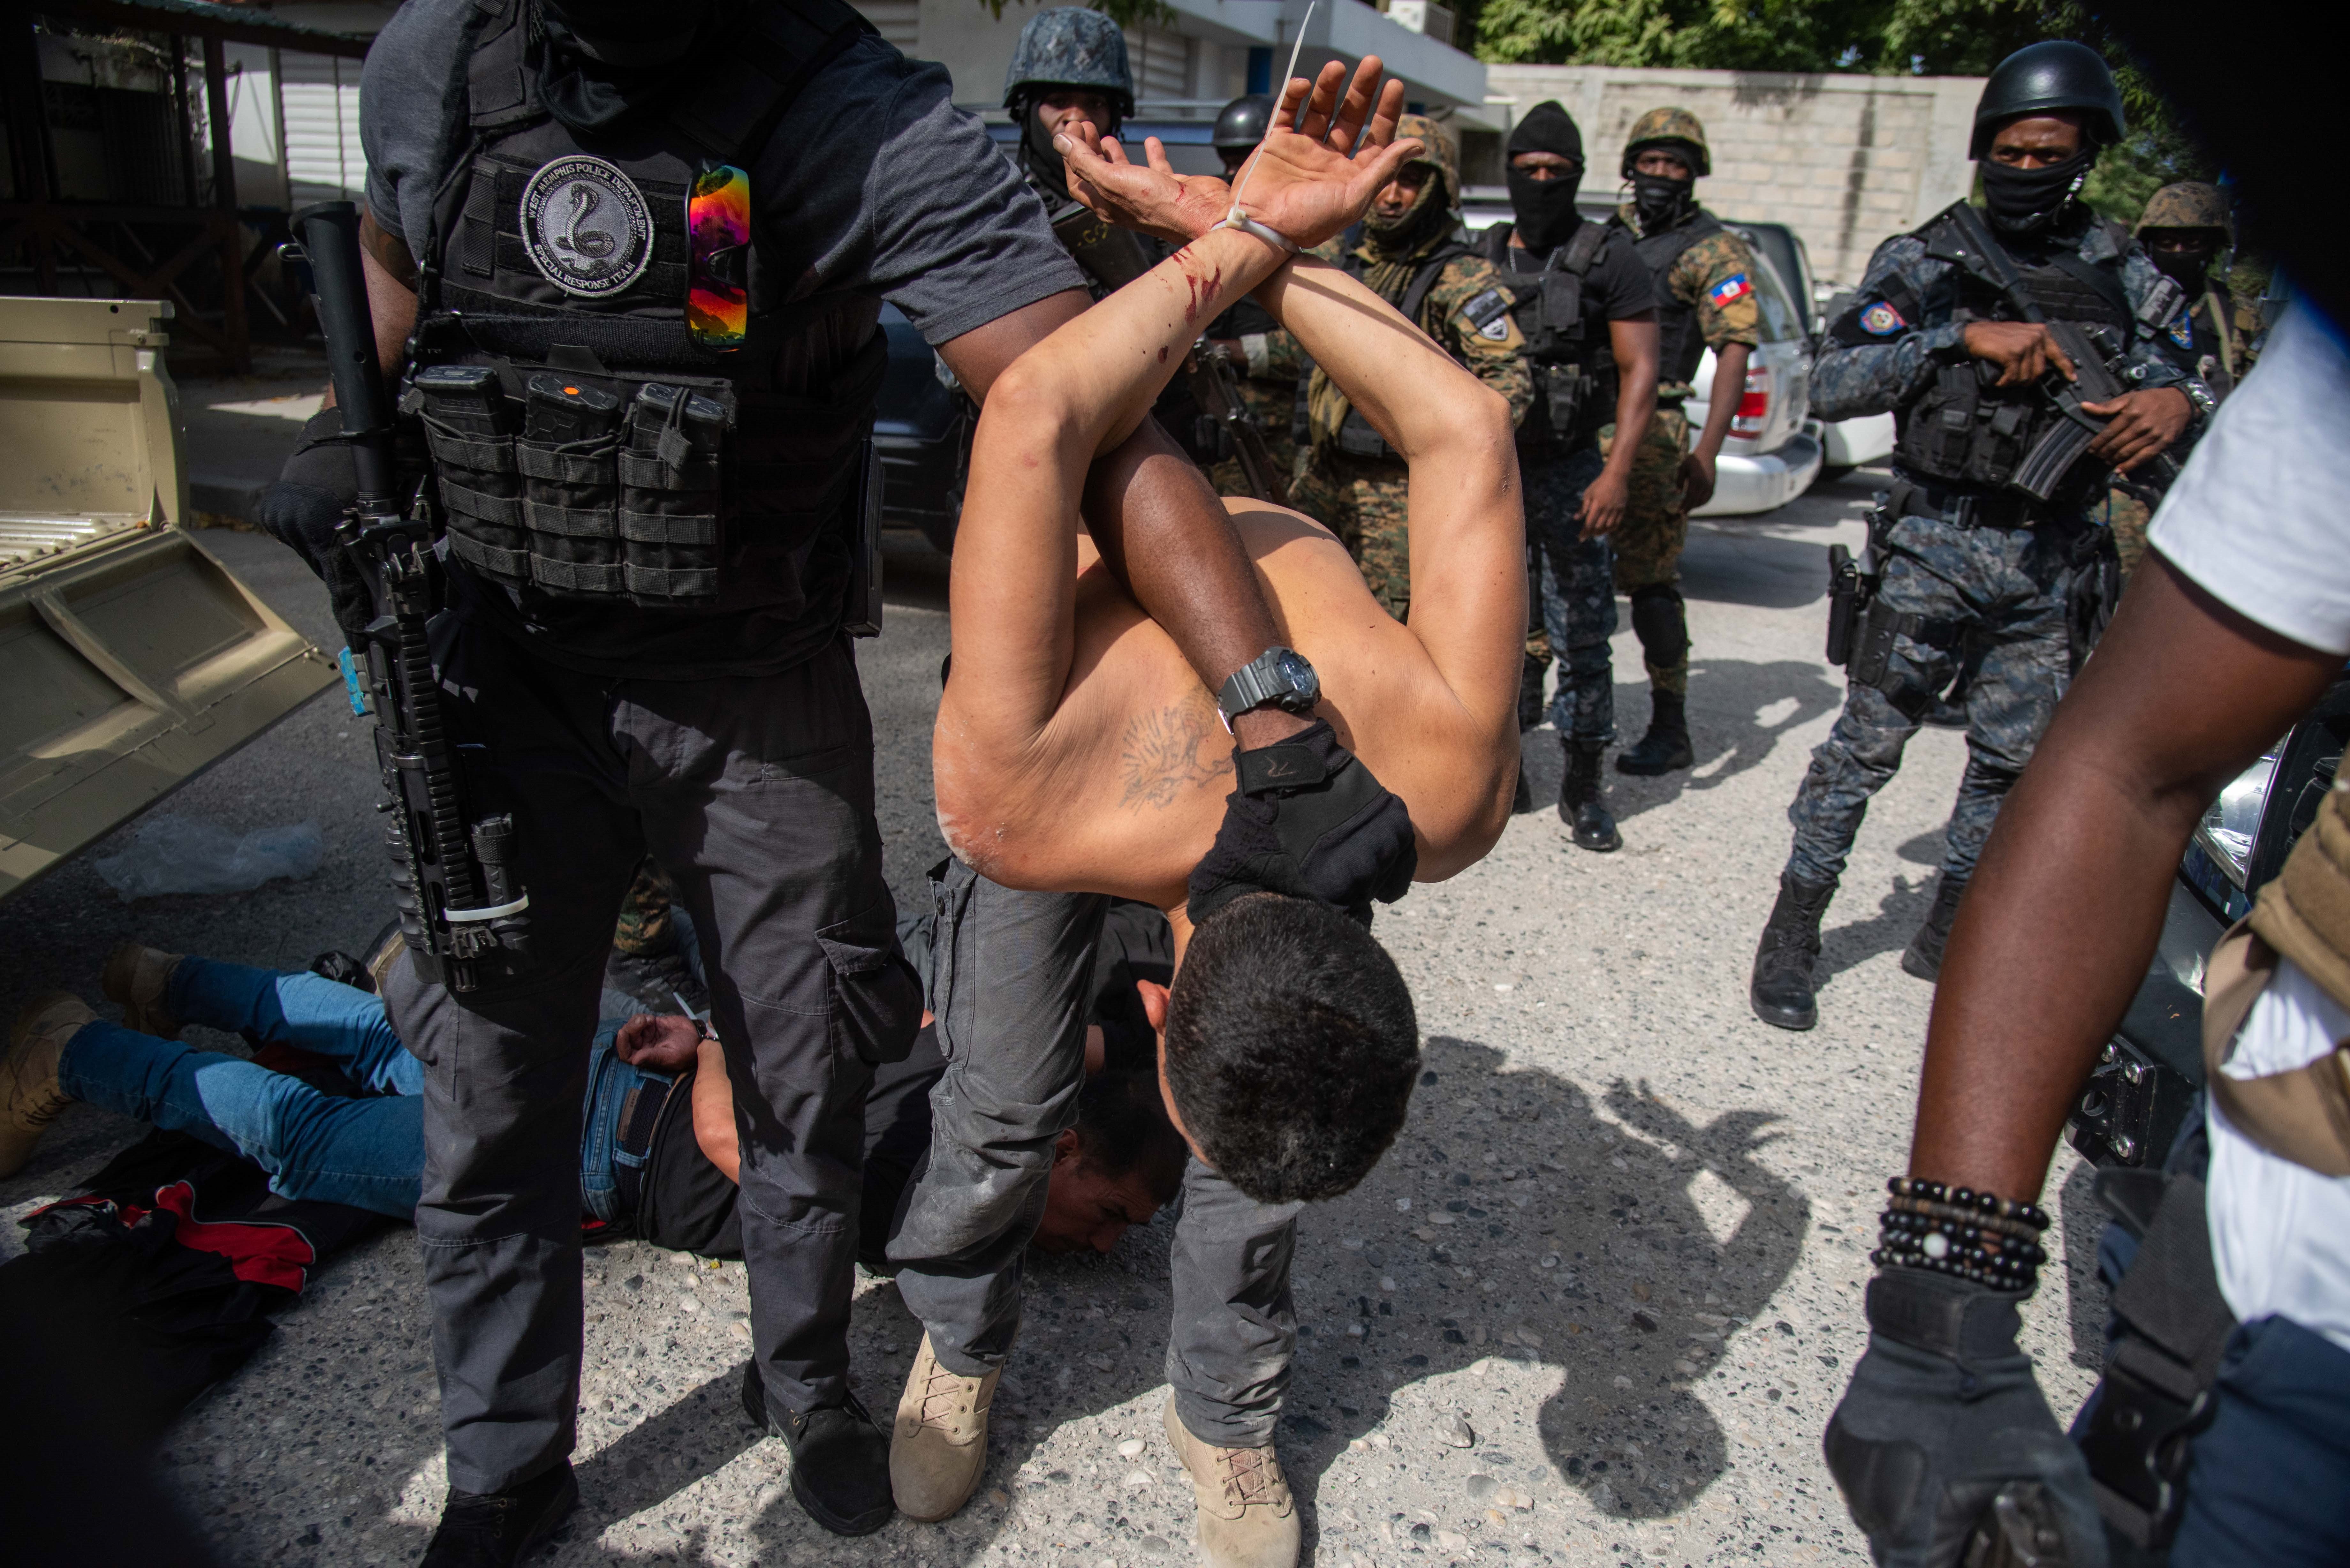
[{"left": 58, "top": 959, "right": 662, "bottom": 1222}]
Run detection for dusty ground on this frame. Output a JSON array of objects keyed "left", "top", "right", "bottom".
[{"left": 0, "top": 466, "right": 2110, "bottom": 1567}]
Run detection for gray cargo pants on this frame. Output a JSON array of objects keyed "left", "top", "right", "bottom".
[
  {"left": 384, "top": 625, "right": 920, "bottom": 1496},
  {"left": 1783, "top": 505, "right": 2075, "bottom": 888},
  {"left": 887, "top": 858, "right": 1306, "bottom": 1448}
]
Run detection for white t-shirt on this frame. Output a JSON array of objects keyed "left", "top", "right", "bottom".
[{"left": 2147, "top": 300, "right": 2350, "bottom": 1353}]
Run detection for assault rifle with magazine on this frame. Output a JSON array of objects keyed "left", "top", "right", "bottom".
[
  {"left": 1940, "top": 200, "right": 2177, "bottom": 501},
  {"left": 287, "top": 201, "right": 532, "bottom": 993}
]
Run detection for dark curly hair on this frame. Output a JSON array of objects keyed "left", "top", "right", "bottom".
[{"left": 1163, "top": 893, "right": 1419, "bottom": 1203}]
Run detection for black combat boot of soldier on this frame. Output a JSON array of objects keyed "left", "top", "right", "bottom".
[
  {"left": 420, "top": 1461, "right": 577, "bottom": 1566},
  {"left": 1558, "top": 738, "right": 1621, "bottom": 852},
  {"left": 1900, "top": 874, "right": 1969, "bottom": 981},
  {"left": 1750, "top": 873, "right": 1836, "bottom": 1030},
  {"left": 742, "top": 1360, "right": 894, "bottom": 1536},
  {"left": 1615, "top": 692, "right": 1694, "bottom": 776}
]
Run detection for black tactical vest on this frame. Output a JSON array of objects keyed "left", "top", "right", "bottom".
[
  {"left": 1618, "top": 207, "right": 1724, "bottom": 386},
  {"left": 1479, "top": 219, "right": 1612, "bottom": 447},
  {"left": 406, "top": 0, "right": 883, "bottom": 610},
  {"left": 1893, "top": 204, "right": 2137, "bottom": 494}
]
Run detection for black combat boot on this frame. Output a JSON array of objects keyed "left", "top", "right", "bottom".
[
  {"left": 1558, "top": 738, "right": 1621, "bottom": 852},
  {"left": 1900, "top": 874, "right": 1969, "bottom": 981},
  {"left": 1615, "top": 692, "right": 1694, "bottom": 776},
  {"left": 420, "top": 1461, "right": 577, "bottom": 1567},
  {"left": 742, "top": 1360, "right": 894, "bottom": 1536},
  {"left": 1749, "top": 873, "right": 1836, "bottom": 1030}
]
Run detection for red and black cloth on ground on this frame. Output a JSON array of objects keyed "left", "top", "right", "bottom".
[{"left": 0, "top": 1129, "right": 383, "bottom": 1443}]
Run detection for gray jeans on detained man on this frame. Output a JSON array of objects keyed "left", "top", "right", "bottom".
[
  {"left": 384, "top": 627, "right": 921, "bottom": 1496},
  {"left": 887, "top": 857, "right": 1307, "bottom": 1448}
]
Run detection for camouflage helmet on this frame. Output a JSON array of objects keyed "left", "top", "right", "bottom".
[
  {"left": 1622, "top": 107, "right": 1710, "bottom": 179},
  {"left": 2136, "top": 180, "right": 2233, "bottom": 241},
  {"left": 1003, "top": 7, "right": 1135, "bottom": 120},
  {"left": 1394, "top": 113, "right": 1459, "bottom": 204}
]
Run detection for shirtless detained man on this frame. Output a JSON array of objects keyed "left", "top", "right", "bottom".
[{"left": 882, "top": 63, "right": 1526, "bottom": 1568}]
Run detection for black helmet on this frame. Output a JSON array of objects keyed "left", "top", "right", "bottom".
[
  {"left": 1971, "top": 40, "right": 2124, "bottom": 158},
  {"left": 1003, "top": 8, "right": 1135, "bottom": 121},
  {"left": 1213, "top": 93, "right": 1278, "bottom": 151}
]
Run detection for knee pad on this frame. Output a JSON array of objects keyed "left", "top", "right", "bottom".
[{"left": 1629, "top": 585, "right": 1688, "bottom": 666}]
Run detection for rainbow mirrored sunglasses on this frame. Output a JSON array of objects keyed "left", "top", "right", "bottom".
[{"left": 686, "top": 164, "right": 750, "bottom": 351}]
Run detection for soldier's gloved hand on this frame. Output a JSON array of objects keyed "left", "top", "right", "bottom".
[
  {"left": 1187, "top": 719, "right": 1416, "bottom": 926},
  {"left": 1824, "top": 1268, "right": 2108, "bottom": 1568},
  {"left": 251, "top": 407, "right": 373, "bottom": 640}
]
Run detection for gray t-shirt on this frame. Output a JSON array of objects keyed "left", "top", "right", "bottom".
[
  {"left": 358, "top": 1, "right": 1085, "bottom": 673},
  {"left": 362, "top": 0, "right": 1081, "bottom": 346}
]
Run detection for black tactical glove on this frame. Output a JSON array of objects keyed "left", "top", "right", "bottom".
[
  {"left": 250, "top": 406, "right": 373, "bottom": 640},
  {"left": 1825, "top": 1268, "right": 2108, "bottom": 1568},
  {"left": 1187, "top": 719, "right": 1417, "bottom": 926}
]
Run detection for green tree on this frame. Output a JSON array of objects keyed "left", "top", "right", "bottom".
[{"left": 1466, "top": 0, "right": 2216, "bottom": 225}]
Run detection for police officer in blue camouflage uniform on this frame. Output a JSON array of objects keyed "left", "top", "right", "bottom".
[{"left": 1748, "top": 41, "right": 2209, "bottom": 1032}]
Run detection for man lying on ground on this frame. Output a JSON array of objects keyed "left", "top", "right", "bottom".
[
  {"left": 0, "top": 921, "right": 1186, "bottom": 1263},
  {"left": 886, "top": 63, "right": 1525, "bottom": 1567}
]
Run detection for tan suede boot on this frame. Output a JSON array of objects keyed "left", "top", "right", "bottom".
[
  {"left": 102, "top": 942, "right": 186, "bottom": 1039},
  {"left": 1, "top": 994, "right": 92, "bottom": 1178},
  {"left": 1164, "top": 1394, "right": 1299, "bottom": 1568},
  {"left": 889, "top": 1333, "right": 999, "bottom": 1522}
]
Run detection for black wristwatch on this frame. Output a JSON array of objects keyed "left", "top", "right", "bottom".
[{"left": 1216, "top": 646, "right": 1321, "bottom": 727}]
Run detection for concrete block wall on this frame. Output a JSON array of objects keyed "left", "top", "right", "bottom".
[{"left": 1480, "top": 65, "right": 1983, "bottom": 288}]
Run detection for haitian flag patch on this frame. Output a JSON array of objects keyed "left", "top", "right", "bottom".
[
  {"left": 1860, "top": 300, "right": 1906, "bottom": 336},
  {"left": 1708, "top": 273, "right": 1754, "bottom": 307}
]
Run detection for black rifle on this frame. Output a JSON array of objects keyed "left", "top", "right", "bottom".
[
  {"left": 1186, "top": 338, "right": 1291, "bottom": 507},
  {"left": 1051, "top": 202, "right": 1288, "bottom": 505},
  {"left": 288, "top": 201, "right": 530, "bottom": 993},
  {"left": 1941, "top": 202, "right": 2177, "bottom": 502}
]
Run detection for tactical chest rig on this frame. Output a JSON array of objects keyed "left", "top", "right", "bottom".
[
  {"left": 407, "top": 0, "right": 883, "bottom": 612},
  {"left": 1323, "top": 224, "right": 1486, "bottom": 461},
  {"left": 1894, "top": 207, "right": 2136, "bottom": 501},
  {"left": 1621, "top": 207, "right": 1724, "bottom": 388},
  {"left": 1479, "top": 219, "right": 1612, "bottom": 447}
]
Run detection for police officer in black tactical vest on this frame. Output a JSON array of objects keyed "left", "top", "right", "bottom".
[
  {"left": 1473, "top": 101, "right": 1661, "bottom": 848},
  {"left": 1748, "top": 41, "right": 2208, "bottom": 1037},
  {"left": 252, "top": 0, "right": 1361, "bottom": 1558}
]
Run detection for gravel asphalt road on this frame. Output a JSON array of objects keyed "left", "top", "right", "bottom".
[{"left": 0, "top": 467, "right": 2110, "bottom": 1567}]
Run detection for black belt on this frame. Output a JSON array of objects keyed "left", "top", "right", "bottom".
[
  {"left": 612, "top": 1074, "right": 678, "bottom": 1226},
  {"left": 1886, "top": 478, "right": 2036, "bottom": 531}
]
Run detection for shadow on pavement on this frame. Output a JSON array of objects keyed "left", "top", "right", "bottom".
[{"left": 1813, "top": 874, "right": 1937, "bottom": 986}]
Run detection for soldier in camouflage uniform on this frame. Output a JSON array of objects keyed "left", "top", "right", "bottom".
[
  {"left": 1749, "top": 42, "right": 2209, "bottom": 1032},
  {"left": 1603, "top": 108, "right": 1765, "bottom": 776},
  {"left": 1292, "top": 115, "right": 1532, "bottom": 621},
  {"left": 1202, "top": 94, "right": 1304, "bottom": 497},
  {"left": 2099, "top": 180, "right": 2260, "bottom": 577}
]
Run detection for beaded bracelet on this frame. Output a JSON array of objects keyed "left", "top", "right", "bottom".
[{"left": 1871, "top": 1175, "right": 2051, "bottom": 1292}]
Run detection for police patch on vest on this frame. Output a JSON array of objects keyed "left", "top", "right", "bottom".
[
  {"left": 1463, "top": 287, "right": 1512, "bottom": 342},
  {"left": 2168, "top": 315, "right": 2195, "bottom": 351},
  {"left": 520, "top": 156, "right": 655, "bottom": 298},
  {"left": 1860, "top": 300, "right": 1905, "bottom": 336}
]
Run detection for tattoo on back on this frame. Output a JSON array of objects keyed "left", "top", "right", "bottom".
[{"left": 1118, "top": 697, "right": 1232, "bottom": 810}]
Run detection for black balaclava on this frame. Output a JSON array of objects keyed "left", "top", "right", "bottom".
[
  {"left": 537, "top": 0, "right": 711, "bottom": 136},
  {"left": 1506, "top": 101, "right": 1585, "bottom": 253},
  {"left": 1980, "top": 145, "right": 2097, "bottom": 235},
  {"left": 1630, "top": 158, "right": 1696, "bottom": 232},
  {"left": 2146, "top": 234, "right": 2224, "bottom": 289},
  {"left": 1017, "top": 92, "right": 1119, "bottom": 200}
]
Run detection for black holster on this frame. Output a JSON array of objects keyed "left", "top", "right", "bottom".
[{"left": 2078, "top": 1164, "right": 2237, "bottom": 1552}]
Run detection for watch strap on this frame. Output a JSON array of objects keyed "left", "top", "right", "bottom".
[{"left": 1236, "top": 741, "right": 1333, "bottom": 795}]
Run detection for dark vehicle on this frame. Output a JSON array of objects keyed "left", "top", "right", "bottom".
[
  {"left": 873, "top": 122, "right": 1224, "bottom": 554},
  {"left": 2067, "top": 674, "right": 2350, "bottom": 1169},
  {"left": 874, "top": 302, "right": 971, "bottom": 554}
]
